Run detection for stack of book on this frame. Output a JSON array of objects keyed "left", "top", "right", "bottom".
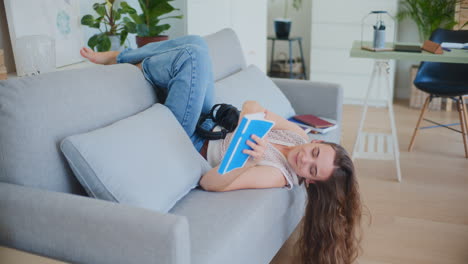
[
  {"left": 0, "top": 49, "right": 7, "bottom": 80},
  {"left": 288, "top": 114, "right": 337, "bottom": 134}
]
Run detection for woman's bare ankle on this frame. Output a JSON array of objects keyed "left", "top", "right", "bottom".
[
  {"left": 80, "top": 47, "right": 120, "bottom": 65},
  {"left": 135, "top": 62, "right": 143, "bottom": 70}
]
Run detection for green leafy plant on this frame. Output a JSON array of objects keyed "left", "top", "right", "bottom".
[
  {"left": 275, "top": 0, "right": 302, "bottom": 18},
  {"left": 81, "top": 0, "right": 131, "bottom": 51},
  {"left": 120, "top": 0, "right": 183, "bottom": 37},
  {"left": 397, "top": 0, "right": 461, "bottom": 41}
]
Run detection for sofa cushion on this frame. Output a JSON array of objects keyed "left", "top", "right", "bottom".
[
  {"left": 61, "top": 104, "right": 210, "bottom": 213},
  {"left": 170, "top": 187, "right": 307, "bottom": 264},
  {"left": 0, "top": 64, "right": 156, "bottom": 195},
  {"left": 214, "top": 65, "right": 296, "bottom": 118},
  {"left": 204, "top": 28, "right": 247, "bottom": 82}
]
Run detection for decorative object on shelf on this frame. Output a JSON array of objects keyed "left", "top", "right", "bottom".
[
  {"left": 81, "top": 0, "right": 132, "bottom": 52},
  {"left": 397, "top": 0, "right": 460, "bottom": 42},
  {"left": 15, "top": 35, "right": 56, "bottom": 76},
  {"left": 4, "top": 0, "right": 83, "bottom": 73},
  {"left": 271, "top": 0, "right": 302, "bottom": 39},
  {"left": 270, "top": 52, "right": 303, "bottom": 75},
  {"left": 361, "top": 11, "right": 396, "bottom": 52},
  {"left": 0, "top": 49, "right": 7, "bottom": 80},
  {"left": 120, "top": 0, "right": 183, "bottom": 47},
  {"left": 267, "top": 36, "right": 307, "bottom": 80},
  {"left": 422, "top": 40, "right": 444, "bottom": 54}
]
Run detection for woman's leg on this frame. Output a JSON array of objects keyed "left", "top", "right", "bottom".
[
  {"left": 116, "top": 35, "right": 209, "bottom": 65},
  {"left": 80, "top": 35, "right": 215, "bottom": 150},
  {"left": 139, "top": 42, "right": 215, "bottom": 151}
]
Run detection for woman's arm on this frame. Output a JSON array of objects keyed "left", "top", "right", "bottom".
[
  {"left": 239, "top": 101, "right": 308, "bottom": 141},
  {"left": 199, "top": 134, "right": 269, "bottom": 191},
  {"left": 199, "top": 160, "right": 257, "bottom": 191},
  {"left": 199, "top": 133, "right": 285, "bottom": 191},
  {"left": 200, "top": 164, "right": 286, "bottom": 192}
]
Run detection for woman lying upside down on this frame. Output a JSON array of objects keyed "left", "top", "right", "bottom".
[{"left": 81, "top": 34, "right": 363, "bottom": 264}]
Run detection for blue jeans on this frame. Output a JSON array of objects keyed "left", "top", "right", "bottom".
[{"left": 116, "top": 35, "right": 215, "bottom": 151}]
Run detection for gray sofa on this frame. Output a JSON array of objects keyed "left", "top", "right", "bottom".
[{"left": 0, "top": 28, "right": 342, "bottom": 264}]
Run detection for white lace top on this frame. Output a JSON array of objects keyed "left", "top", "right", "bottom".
[{"left": 207, "top": 129, "right": 308, "bottom": 189}]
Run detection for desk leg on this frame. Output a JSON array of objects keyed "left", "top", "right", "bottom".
[
  {"left": 383, "top": 61, "right": 402, "bottom": 182},
  {"left": 288, "top": 40, "right": 293, "bottom": 79},
  {"left": 297, "top": 39, "right": 307, "bottom": 79},
  {"left": 352, "top": 61, "right": 378, "bottom": 161},
  {"left": 352, "top": 60, "right": 402, "bottom": 182},
  {"left": 270, "top": 39, "right": 276, "bottom": 74}
]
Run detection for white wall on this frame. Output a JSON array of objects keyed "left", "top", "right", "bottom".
[
  {"left": 186, "top": 0, "right": 267, "bottom": 72},
  {"left": 394, "top": 13, "right": 420, "bottom": 100},
  {"left": 267, "top": 0, "right": 312, "bottom": 78},
  {"left": 309, "top": 0, "right": 398, "bottom": 106}
]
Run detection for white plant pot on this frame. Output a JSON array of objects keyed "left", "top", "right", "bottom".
[{"left": 109, "top": 35, "right": 124, "bottom": 52}]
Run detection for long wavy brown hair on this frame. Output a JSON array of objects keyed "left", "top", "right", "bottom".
[{"left": 296, "top": 142, "right": 363, "bottom": 264}]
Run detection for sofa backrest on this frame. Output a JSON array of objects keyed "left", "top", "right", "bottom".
[
  {"left": 0, "top": 65, "right": 156, "bottom": 194},
  {"left": 0, "top": 28, "right": 254, "bottom": 195},
  {"left": 204, "top": 28, "right": 247, "bottom": 82}
]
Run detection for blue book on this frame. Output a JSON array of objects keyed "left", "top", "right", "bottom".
[{"left": 218, "top": 113, "right": 275, "bottom": 174}]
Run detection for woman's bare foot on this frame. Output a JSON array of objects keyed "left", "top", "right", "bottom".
[{"left": 80, "top": 47, "right": 119, "bottom": 65}]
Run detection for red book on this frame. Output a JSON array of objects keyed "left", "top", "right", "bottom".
[{"left": 292, "top": 114, "right": 334, "bottom": 129}]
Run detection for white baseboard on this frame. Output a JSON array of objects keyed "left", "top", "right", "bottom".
[{"left": 343, "top": 98, "right": 389, "bottom": 108}]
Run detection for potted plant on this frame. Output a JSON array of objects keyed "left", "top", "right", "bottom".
[
  {"left": 81, "top": 0, "right": 131, "bottom": 51},
  {"left": 397, "top": 0, "right": 461, "bottom": 42},
  {"left": 120, "top": 0, "right": 183, "bottom": 47},
  {"left": 273, "top": 0, "right": 302, "bottom": 39}
]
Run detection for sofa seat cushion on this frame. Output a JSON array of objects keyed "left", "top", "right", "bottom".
[
  {"left": 214, "top": 65, "right": 296, "bottom": 119},
  {"left": 61, "top": 104, "right": 210, "bottom": 213},
  {"left": 170, "top": 187, "right": 306, "bottom": 264}
]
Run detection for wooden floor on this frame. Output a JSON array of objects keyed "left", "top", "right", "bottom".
[
  {"left": 1, "top": 101, "right": 467, "bottom": 264},
  {"left": 271, "top": 101, "right": 468, "bottom": 264}
]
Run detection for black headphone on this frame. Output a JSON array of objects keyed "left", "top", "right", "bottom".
[{"left": 195, "top": 104, "right": 240, "bottom": 140}]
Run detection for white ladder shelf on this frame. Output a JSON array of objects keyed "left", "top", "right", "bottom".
[{"left": 352, "top": 60, "right": 402, "bottom": 182}]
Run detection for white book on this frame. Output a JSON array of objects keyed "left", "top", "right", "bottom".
[{"left": 441, "top": 42, "right": 468, "bottom": 49}]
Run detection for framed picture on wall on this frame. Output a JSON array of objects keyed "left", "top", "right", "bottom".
[{"left": 4, "top": 0, "right": 84, "bottom": 76}]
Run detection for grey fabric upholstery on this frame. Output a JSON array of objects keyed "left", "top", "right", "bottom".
[
  {"left": 272, "top": 78, "right": 343, "bottom": 143},
  {"left": 0, "top": 182, "right": 190, "bottom": 264},
  {"left": 61, "top": 104, "right": 210, "bottom": 213},
  {"left": 204, "top": 28, "right": 247, "bottom": 81},
  {"left": 170, "top": 187, "right": 306, "bottom": 264},
  {"left": 214, "top": 65, "right": 296, "bottom": 118},
  {"left": 0, "top": 65, "right": 157, "bottom": 195}
]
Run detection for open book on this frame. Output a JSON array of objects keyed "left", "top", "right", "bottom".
[{"left": 218, "top": 112, "right": 275, "bottom": 175}]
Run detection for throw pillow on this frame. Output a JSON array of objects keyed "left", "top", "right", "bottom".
[{"left": 61, "top": 104, "right": 210, "bottom": 213}]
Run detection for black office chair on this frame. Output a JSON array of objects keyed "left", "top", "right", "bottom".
[{"left": 408, "top": 29, "right": 468, "bottom": 158}]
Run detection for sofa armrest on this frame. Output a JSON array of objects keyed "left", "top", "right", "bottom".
[
  {"left": 272, "top": 78, "right": 343, "bottom": 124},
  {"left": 0, "top": 182, "right": 190, "bottom": 264}
]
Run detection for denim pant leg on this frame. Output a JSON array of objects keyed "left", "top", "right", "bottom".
[
  {"left": 116, "top": 36, "right": 214, "bottom": 115},
  {"left": 119, "top": 42, "right": 215, "bottom": 151},
  {"left": 116, "top": 35, "right": 209, "bottom": 65}
]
